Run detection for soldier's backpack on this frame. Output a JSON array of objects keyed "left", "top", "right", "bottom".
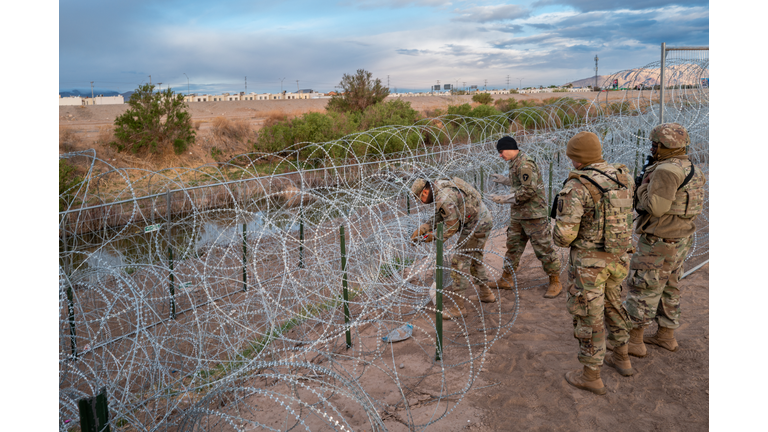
[{"left": 568, "top": 165, "right": 633, "bottom": 254}]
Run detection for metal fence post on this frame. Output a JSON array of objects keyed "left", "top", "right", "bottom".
[
  {"left": 62, "top": 220, "right": 78, "bottom": 359},
  {"left": 480, "top": 166, "right": 484, "bottom": 197},
  {"left": 299, "top": 208, "right": 304, "bottom": 268},
  {"left": 167, "top": 191, "right": 175, "bottom": 319},
  {"left": 242, "top": 222, "right": 248, "bottom": 291},
  {"left": 406, "top": 193, "right": 410, "bottom": 215},
  {"left": 435, "top": 222, "right": 444, "bottom": 361},
  {"left": 340, "top": 225, "right": 352, "bottom": 348},
  {"left": 660, "top": 42, "right": 666, "bottom": 124},
  {"left": 547, "top": 158, "right": 554, "bottom": 216},
  {"left": 77, "top": 387, "right": 111, "bottom": 432}
]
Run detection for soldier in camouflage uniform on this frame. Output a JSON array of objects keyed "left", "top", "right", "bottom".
[
  {"left": 553, "top": 131, "right": 636, "bottom": 395},
  {"left": 488, "top": 136, "right": 562, "bottom": 298},
  {"left": 624, "top": 123, "right": 706, "bottom": 356},
  {"left": 410, "top": 177, "right": 495, "bottom": 319}
]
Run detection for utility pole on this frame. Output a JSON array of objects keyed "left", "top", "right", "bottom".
[
  {"left": 507, "top": 75, "right": 510, "bottom": 91},
  {"left": 463, "top": 81, "right": 466, "bottom": 93},
  {"left": 280, "top": 77, "right": 285, "bottom": 93},
  {"left": 484, "top": 79, "right": 487, "bottom": 90},
  {"left": 594, "top": 55, "right": 599, "bottom": 90},
  {"left": 296, "top": 79, "right": 299, "bottom": 91},
  {"left": 148, "top": 75, "right": 151, "bottom": 85},
  {"left": 157, "top": 83, "right": 162, "bottom": 94},
  {"left": 184, "top": 73, "right": 189, "bottom": 95},
  {"left": 387, "top": 75, "right": 390, "bottom": 90},
  {"left": 436, "top": 80, "right": 440, "bottom": 95},
  {"left": 517, "top": 78, "right": 524, "bottom": 90},
  {"left": 245, "top": 76, "right": 247, "bottom": 94},
  {"left": 90, "top": 81, "right": 94, "bottom": 99}
]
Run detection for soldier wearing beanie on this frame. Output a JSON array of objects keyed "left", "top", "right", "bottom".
[
  {"left": 488, "top": 136, "right": 563, "bottom": 298},
  {"left": 553, "top": 131, "right": 636, "bottom": 395},
  {"left": 623, "top": 123, "right": 706, "bottom": 358}
]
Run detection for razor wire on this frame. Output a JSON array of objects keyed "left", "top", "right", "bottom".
[{"left": 59, "top": 58, "right": 708, "bottom": 431}]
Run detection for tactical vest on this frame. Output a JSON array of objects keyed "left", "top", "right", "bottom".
[
  {"left": 655, "top": 158, "right": 705, "bottom": 218},
  {"left": 434, "top": 177, "right": 483, "bottom": 222},
  {"left": 567, "top": 164, "right": 633, "bottom": 254}
]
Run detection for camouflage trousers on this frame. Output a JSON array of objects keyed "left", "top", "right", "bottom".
[
  {"left": 450, "top": 211, "right": 493, "bottom": 294},
  {"left": 503, "top": 217, "right": 561, "bottom": 275},
  {"left": 566, "top": 247, "right": 632, "bottom": 369},
  {"left": 624, "top": 234, "right": 692, "bottom": 330}
]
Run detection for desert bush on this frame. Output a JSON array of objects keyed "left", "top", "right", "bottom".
[
  {"left": 111, "top": 84, "right": 196, "bottom": 155},
  {"left": 359, "top": 99, "right": 419, "bottom": 130},
  {"left": 327, "top": 69, "right": 389, "bottom": 113},
  {"left": 471, "top": 93, "right": 493, "bottom": 105},
  {"left": 59, "top": 159, "right": 83, "bottom": 211},
  {"left": 193, "top": 120, "right": 202, "bottom": 130},
  {"left": 211, "top": 117, "right": 252, "bottom": 142},
  {"left": 59, "top": 126, "right": 81, "bottom": 152},
  {"left": 495, "top": 97, "right": 520, "bottom": 113}
]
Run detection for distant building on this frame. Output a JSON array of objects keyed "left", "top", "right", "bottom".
[
  {"left": 83, "top": 95, "right": 124, "bottom": 105},
  {"left": 59, "top": 95, "right": 83, "bottom": 106}
]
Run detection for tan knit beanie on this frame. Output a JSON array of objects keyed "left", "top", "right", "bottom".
[{"left": 566, "top": 132, "right": 604, "bottom": 165}]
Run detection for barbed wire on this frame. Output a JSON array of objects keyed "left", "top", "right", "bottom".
[{"left": 59, "top": 58, "right": 708, "bottom": 431}]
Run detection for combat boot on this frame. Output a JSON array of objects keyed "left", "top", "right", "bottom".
[
  {"left": 564, "top": 366, "right": 606, "bottom": 395},
  {"left": 644, "top": 326, "right": 679, "bottom": 352},
  {"left": 468, "top": 283, "right": 497, "bottom": 303},
  {"left": 604, "top": 343, "right": 635, "bottom": 376},
  {"left": 627, "top": 327, "right": 647, "bottom": 358},
  {"left": 494, "top": 269, "right": 516, "bottom": 290},
  {"left": 441, "top": 296, "right": 468, "bottom": 320},
  {"left": 544, "top": 274, "right": 562, "bottom": 298}
]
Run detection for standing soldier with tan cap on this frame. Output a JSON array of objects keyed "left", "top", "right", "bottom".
[
  {"left": 624, "top": 123, "right": 706, "bottom": 357},
  {"left": 553, "top": 131, "right": 635, "bottom": 395},
  {"left": 409, "top": 177, "right": 496, "bottom": 319},
  {"left": 489, "top": 136, "right": 562, "bottom": 298}
]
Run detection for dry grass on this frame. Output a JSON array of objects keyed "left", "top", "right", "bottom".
[
  {"left": 193, "top": 120, "right": 203, "bottom": 131},
  {"left": 211, "top": 116, "right": 253, "bottom": 142},
  {"left": 95, "top": 125, "right": 115, "bottom": 145},
  {"left": 59, "top": 126, "right": 82, "bottom": 152}
]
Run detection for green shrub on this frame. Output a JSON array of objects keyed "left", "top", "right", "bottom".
[
  {"left": 327, "top": 69, "right": 389, "bottom": 113},
  {"left": 59, "top": 159, "right": 83, "bottom": 211},
  {"left": 495, "top": 97, "right": 519, "bottom": 113},
  {"left": 111, "top": 84, "right": 195, "bottom": 154},
  {"left": 471, "top": 93, "right": 493, "bottom": 105}
]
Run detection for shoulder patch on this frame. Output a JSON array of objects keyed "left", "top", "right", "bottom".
[
  {"left": 439, "top": 207, "right": 446, "bottom": 216},
  {"left": 521, "top": 165, "right": 533, "bottom": 185}
]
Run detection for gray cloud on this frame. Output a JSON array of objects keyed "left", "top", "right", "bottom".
[
  {"left": 531, "top": 0, "right": 708, "bottom": 12},
  {"left": 452, "top": 4, "right": 530, "bottom": 23}
]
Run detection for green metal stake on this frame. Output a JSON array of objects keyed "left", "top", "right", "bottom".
[
  {"left": 548, "top": 158, "right": 554, "bottom": 216},
  {"left": 480, "top": 167, "right": 484, "bottom": 197},
  {"left": 299, "top": 208, "right": 304, "bottom": 268},
  {"left": 406, "top": 193, "right": 410, "bottom": 215},
  {"left": 340, "top": 225, "right": 352, "bottom": 348},
  {"left": 242, "top": 222, "right": 248, "bottom": 291},
  {"left": 435, "top": 222, "right": 444, "bottom": 361},
  {"left": 77, "top": 387, "right": 111, "bottom": 432},
  {"left": 167, "top": 191, "right": 175, "bottom": 319},
  {"left": 62, "top": 223, "right": 78, "bottom": 359}
]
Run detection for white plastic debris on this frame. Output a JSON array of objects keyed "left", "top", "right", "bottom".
[{"left": 382, "top": 323, "right": 413, "bottom": 343}]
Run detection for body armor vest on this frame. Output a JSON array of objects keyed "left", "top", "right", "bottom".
[
  {"left": 655, "top": 158, "right": 705, "bottom": 217},
  {"left": 567, "top": 164, "right": 633, "bottom": 254}
]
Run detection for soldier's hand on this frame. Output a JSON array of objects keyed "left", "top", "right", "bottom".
[
  {"left": 421, "top": 232, "right": 435, "bottom": 243},
  {"left": 410, "top": 224, "right": 432, "bottom": 242},
  {"left": 489, "top": 174, "right": 511, "bottom": 186},
  {"left": 489, "top": 193, "right": 516, "bottom": 204}
]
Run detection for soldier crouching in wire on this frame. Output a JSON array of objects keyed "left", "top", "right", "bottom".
[
  {"left": 409, "top": 177, "right": 495, "bottom": 319},
  {"left": 553, "top": 131, "right": 636, "bottom": 395},
  {"left": 488, "top": 136, "right": 563, "bottom": 298}
]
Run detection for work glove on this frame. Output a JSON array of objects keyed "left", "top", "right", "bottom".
[
  {"left": 489, "top": 193, "right": 516, "bottom": 204},
  {"left": 489, "top": 173, "right": 511, "bottom": 186},
  {"left": 410, "top": 224, "right": 432, "bottom": 242}
]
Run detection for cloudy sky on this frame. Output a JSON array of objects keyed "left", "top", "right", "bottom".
[{"left": 59, "top": 0, "right": 708, "bottom": 94}]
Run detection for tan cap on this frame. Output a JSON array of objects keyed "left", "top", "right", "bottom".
[{"left": 566, "top": 132, "right": 603, "bottom": 165}]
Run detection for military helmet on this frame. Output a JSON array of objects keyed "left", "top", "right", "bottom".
[
  {"left": 410, "top": 179, "right": 428, "bottom": 197},
  {"left": 650, "top": 123, "right": 690, "bottom": 149}
]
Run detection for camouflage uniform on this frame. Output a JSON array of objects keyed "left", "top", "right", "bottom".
[
  {"left": 624, "top": 125, "right": 706, "bottom": 330},
  {"left": 553, "top": 162, "right": 635, "bottom": 369},
  {"left": 500, "top": 151, "right": 560, "bottom": 275},
  {"left": 425, "top": 178, "right": 493, "bottom": 295}
]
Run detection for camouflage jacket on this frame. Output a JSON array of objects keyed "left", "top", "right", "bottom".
[
  {"left": 506, "top": 151, "right": 548, "bottom": 220},
  {"left": 635, "top": 155, "right": 706, "bottom": 239},
  {"left": 553, "top": 162, "right": 634, "bottom": 250},
  {"left": 426, "top": 179, "right": 491, "bottom": 240}
]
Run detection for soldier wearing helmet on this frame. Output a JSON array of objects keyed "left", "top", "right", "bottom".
[
  {"left": 410, "top": 177, "right": 495, "bottom": 319},
  {"left": 623, "top": 123, "right": 706, "bottom": 358}
]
